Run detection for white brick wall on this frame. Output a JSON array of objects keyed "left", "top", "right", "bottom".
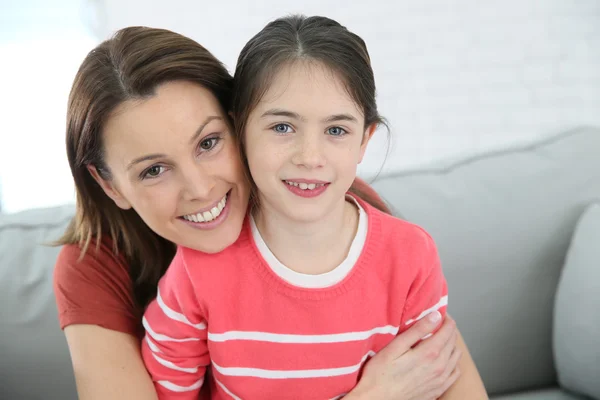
[
  {"left": 1, "top": 0, "right": 598, "bottom": 212},
  {"left": 96, "top": 0, "right": 600, "bottom": 178}
]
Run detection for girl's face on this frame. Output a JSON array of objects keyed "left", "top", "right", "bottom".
[
  {"left": 244, "top": 62, "right": 374, "bottom": 223},
  {"left": 91, "top": 81, "right": 250, "bottom": 253}
]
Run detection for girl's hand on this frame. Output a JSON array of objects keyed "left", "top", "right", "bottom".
[{"left": 347, "top": 312, "right": 461, "bottom": 400}]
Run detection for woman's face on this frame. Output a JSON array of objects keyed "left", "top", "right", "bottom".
[{"left": 92, "top": 81, "right": 250, "bottom": 253}]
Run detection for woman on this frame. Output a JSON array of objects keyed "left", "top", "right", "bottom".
[{"left": 54, "top": 26, "right": 480, "bottom": 399}]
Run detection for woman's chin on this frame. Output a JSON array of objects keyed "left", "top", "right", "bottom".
[{"left": 182, "top": 221, "right": 244, "bottom": 254}]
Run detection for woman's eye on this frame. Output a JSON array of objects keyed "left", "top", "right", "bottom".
[
  {"left": 273, "top": 124, "right": 293, "bottom": 134},
  {"left": 199, "top": 137, "right": 220, "bottom": 151},
  {"left": 328, "top": 126, "right": 347, "bottom": 136},
  {"left": 142, "top": 165, "right": 165, "bottom": 179}
]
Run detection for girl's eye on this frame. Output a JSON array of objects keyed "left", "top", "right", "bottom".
[
  {"left": 199, "top": 137, "right": 220, "bottom": 151},
  {"left": 328, "top": 126, "right": 347, "bottom": 136},
  {"left": 141, "top": 165, "right": 165, "bottom": 180},
  {"left": 273, "top": 124, "right": 293, "bottom": 135}
]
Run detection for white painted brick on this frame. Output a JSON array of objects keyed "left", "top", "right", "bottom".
[{"left": 4, "top": 0, "right": 600, "bottom": 212}]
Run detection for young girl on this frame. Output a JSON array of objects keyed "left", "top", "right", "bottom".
[{"left": 141, "top": 15, "right": 449, "bottom": 399}]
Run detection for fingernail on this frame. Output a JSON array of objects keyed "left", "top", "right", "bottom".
[{"left": 428, "top": 311, "right": 441, "bottom": 323}]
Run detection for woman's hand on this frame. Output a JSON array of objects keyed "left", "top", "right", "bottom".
[{"left": 347, "top": 312, "right": 461, "bottom": 400}]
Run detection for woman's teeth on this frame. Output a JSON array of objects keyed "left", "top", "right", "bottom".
[
  {"left": 285, "top": 181, "right": 326, "bottom": 190},
  {"left": 182, "top": 194, "right": 227, "bottom": 223}
]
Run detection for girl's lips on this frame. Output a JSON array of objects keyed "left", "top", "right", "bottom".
[
  {"left": 283, "top": 181, "right": 330, "bottom": 198},
  {"left": 283, "top": 179, "right": 329, "bottom": 184}
]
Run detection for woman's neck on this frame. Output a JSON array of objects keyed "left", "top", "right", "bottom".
[{"left": 253, "top": 197, "right": 359, "bottom": 275}]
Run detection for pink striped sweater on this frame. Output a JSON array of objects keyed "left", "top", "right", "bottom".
[{"left": 142, "top": 198, "right": 448, "bottom": 399}]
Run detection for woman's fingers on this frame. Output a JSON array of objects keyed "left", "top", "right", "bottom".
[
  {"left": 435, "top": 365, "right": 461, "bottom": 399},
  {"left": 436, "top": 325, "right": 458, "bottom": 365},
  {"left": 445, "top": 345, "right": 462, "bottom": 376},
  {"left": 412, "top": 315, "right": 456, "bottom": 361},
  {"left": 380, "top": 311, "right": 444, "bottom": 361}
]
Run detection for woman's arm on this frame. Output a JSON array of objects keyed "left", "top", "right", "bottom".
[
  {"left": 54, "top": 242, "right": 157, "bottom": 399},
  {"left": 64, "top": 325, "right": 158, "bottom": 400},
  {"left": 439, "top": 329, "right": 488, "bottom": 399}
]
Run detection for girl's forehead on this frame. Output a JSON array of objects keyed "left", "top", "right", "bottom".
[{"left": 257, "top": 61, "right": 362, "bottom": 116}]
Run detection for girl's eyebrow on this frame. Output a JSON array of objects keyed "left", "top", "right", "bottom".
[
  {"left": 323, "top": 114, "right": 358, "bottom": 123},
  {"left": 261, "top": 109, "right": 358, "bottom": 123},
  {"left": 261, "top": 109, "right": 306, "bottom": 121}
]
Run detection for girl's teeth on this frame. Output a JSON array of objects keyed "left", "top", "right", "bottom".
[{"left": 286, "top": 181, "right": 324, "bottom": 190}]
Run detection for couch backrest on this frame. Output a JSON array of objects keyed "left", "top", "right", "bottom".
[
  {"left": 1, "top": 127, "right": 599, "bottom": 398},
  {"left": 371, "top": 127, "right": 600, "bottom": 395},
  {"left": 0, "top": 205, "right": 77, "bottom": 399}
]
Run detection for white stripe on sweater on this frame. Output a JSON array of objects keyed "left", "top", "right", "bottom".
[
  {"left": 208, "top": 325, "right": 399, "bottom": 343},
  {"left": 215, "top": 378, "right": 242, "bottom": 400},
  {"left": 157, "top": 378, "right": 204, "bottom": 392},
  {"left": 212, "top": 351, "right": 376, "bottom": 379},
  {"left": 157, "top": 288, "right": 206, "bottom": 330},
  {"left": 143, "top": 317, "right": 201, "bottom": 343},
  {"left": 403, "top": 295, "right": 448, "bottom": 326},
  {"left": 151, "top": 352, "right": 200, "bottom": 374}
]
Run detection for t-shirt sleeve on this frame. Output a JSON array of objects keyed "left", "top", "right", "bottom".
[
  {"left": 141, "top": 247, "right": 210, "bottom": 399},
  {"left": 53, "top": 240, "right": 141, "bottom": 337},
  {"left": 399, "top": 228, "right": 448, "bottom": 334}
]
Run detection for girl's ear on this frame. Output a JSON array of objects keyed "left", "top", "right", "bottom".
[
  {"left": 358, "top": 123, "right": 377, "bottom": 163},
  {"left": 87, "top": 165, "right": 132, "bottom": 210}
]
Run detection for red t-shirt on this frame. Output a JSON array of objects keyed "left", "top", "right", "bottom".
[
  {"left": 53, "top": 178, "right": 390, "bottom": 336},
  {"left": 53, "top": 236, "right": 143, "bottom": 338}
]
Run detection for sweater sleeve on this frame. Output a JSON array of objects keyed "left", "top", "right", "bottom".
[
  {"left": 399, "top": 228, "right": 448, "bottom": 335},
  {"left": 141, "top": 247, "right": 210, "bottom": 399}
]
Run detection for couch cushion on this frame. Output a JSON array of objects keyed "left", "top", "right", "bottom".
[
  {"left": 0, "top": 205, "right": 77, "bottom": 400},
  {"left": 371, "top": 127, "right": 600, "bottom": 394},
  {"left": 554, "top": 203, "right": 600, "bottom": 400},
  {"left": 492, "top": 388, "right": 590, "bottom": 400}
]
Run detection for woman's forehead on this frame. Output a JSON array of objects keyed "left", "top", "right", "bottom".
[{"left": 101, "top": 82, "right": 226, "bottom": 163}]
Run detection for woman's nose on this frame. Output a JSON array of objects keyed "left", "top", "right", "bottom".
[{"left": 180, "top": 165, "right": 216, "bottom": 201}]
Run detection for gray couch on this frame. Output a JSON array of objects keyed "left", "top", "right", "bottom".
[{"left": 1, "top": 127, "right": 599, "bottom": 400}]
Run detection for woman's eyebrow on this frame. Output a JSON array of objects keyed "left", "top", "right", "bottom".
[
  {"left": 126, "top": 115, "right": 223, "bottom": 171},
  {"left": 127, "top": 154, "right": 165, "bottom": 170},
  {"left": 188, "top": 115, "right": 223, "bottom": 144}
]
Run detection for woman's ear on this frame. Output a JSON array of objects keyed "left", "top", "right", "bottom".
[
  {"left": 358, "top": 123, "right": 377, "bottom": 163},
  {"left": 86, "top": 165, "right": 132, "bottom": 210}
]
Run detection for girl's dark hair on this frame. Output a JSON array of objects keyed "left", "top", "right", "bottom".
[
  {"left": 231, "top": 15, "right": 389, "bottom": 212},
  {"left": 58, "top": 26, "right": 233, "bottom": 311}
]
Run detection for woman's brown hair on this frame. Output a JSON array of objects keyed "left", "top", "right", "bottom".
[
  {"left": 231, "top": 15, "right": 390, "bottom": 213},
  {"left": 59, "top": 26, "right": 234, "bottom": 310}
]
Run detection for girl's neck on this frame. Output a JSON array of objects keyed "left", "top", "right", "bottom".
[{"left": 253, "top": 197, "right": 359, "bottom": 275}]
